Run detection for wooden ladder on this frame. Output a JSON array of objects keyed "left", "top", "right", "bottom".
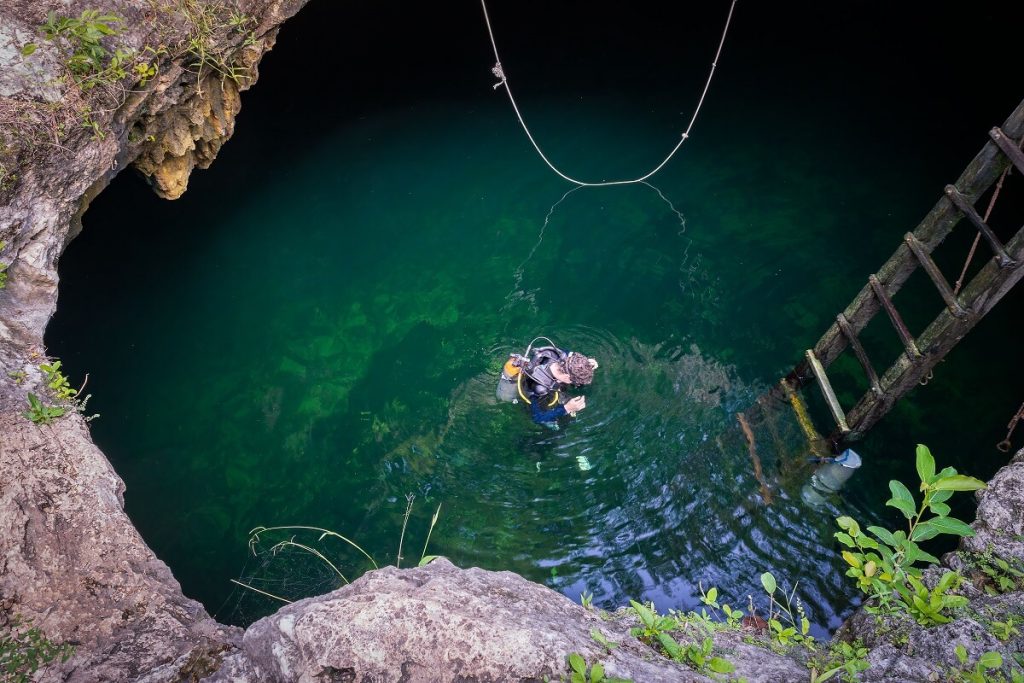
[{"left": 786, "top": 97, "right": 1024, "bottom": 447}]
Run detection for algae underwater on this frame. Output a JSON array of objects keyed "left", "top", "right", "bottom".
[{"left": 45, "top": 0, "right": 1024, "bottom": 631}]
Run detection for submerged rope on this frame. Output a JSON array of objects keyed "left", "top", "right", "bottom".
[{"left": 479, "top": 0, "right": 739, "bottom": 187}]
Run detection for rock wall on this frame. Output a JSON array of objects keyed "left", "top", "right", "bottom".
[{"left": 0, "top": 1, "right": 307, "bottom": 680}]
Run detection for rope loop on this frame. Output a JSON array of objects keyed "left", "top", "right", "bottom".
[{"left": 479, "top": 0, "right": 738, "bottom": 187}]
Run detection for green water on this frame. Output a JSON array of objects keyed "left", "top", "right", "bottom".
[{"left": 47, "top": 2, "right": 1023, "bottom": 632}]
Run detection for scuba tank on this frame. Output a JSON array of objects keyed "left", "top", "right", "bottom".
[
  {"left": 495, "top": 336, "right": 563, "bottom": 403},
  {"left": 496, "top": 353, "right": 526, "bottom": 402}
]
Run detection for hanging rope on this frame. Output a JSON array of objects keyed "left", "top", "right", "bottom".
[{"left": 479, "top": 0, "right": 739, "bottom": 187}]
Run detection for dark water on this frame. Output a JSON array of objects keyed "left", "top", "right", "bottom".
[{"left": 47, "top": 1, "right": 1023, "bottom": 631}]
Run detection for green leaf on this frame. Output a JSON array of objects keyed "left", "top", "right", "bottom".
[
  {"left": 657, "top": 632, "right": 682, "bottom": 660},
  {"left": 955, "top": 645, "right": 968, "bottom": 664},
  {"left": 932, "top": 475, "right": 986, "bottom": 492},
  {"left": 21, "top": 43, "right": 37, "bottom": 56},
  {"left": 835, "top": 532, "right": 855, "bottom": 548},
  {"left": 836, "top": 516, "right": 860, "bottom": 535},
  {"left": 761, "top": 572, "right": 777, "bottom": 594},
  {"left": 867, "top": 526, "right": 897, "bottom": 547},
  {"left": 706, "top": 586, "right": 718, "bottom": 603},
  {"left": 916, "top": 444, "right": 935, "bottom": 483},
  {"left": 571, "top": 673, "right": 585, "bottom": 683},
  {"left": 886, "top": 481, "right": 917, "bottom": 519},
  {"left": 630, "top": 600, "right": 655, "bottom": 628},
  {"left": 709, "top": 657, "right": 735, "bottom": 674},
  {"left": 418, "top": 555, "right": 440, "bottom": 567},
  {"left": 978, "top": 652, "right": 1003, "bottom": 670},
  {"left": 568, "top": 653, "right": 586, "bottom": 675},
  {"left": 928, "top": 517, "right": 975, "bottom": 537},
  {"left": 936, "top": 571, "right": 959, "bottom": 593},
  {"left": 910, "top": 520, "right": 941, "bottom": 542},
  {"left": 929, "top": 501, "right": 951, "bottom": 517},
  {"left": 590, "top": 662, "right": 605, "bottom": 682}
]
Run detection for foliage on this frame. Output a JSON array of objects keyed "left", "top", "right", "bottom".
[
  {"left": 40, "top": 361, "right": 77, "bottom": 401},
  {"left": 835, "top": 444, "right": 985, "bottom": 626},
  {"left": 35, "top": 9, "right": 141, "bottom": 91},
  {"left": 627, "top": 600, "right": 735, "bottom": 675},
  {"left": 698, "top": 583, "right": 745, "bottom": 628},
  {"left": 589, "top": 628, "right": 617, "bottom": 653},
  {"left": 959, "top": 548, "right": 1024, "bottom": 595},
  {"left": 177, "top": 0, "right": 256, "bottom": 94},
  {"left": 0, "top": 617, "right": 75, "bottom": 683},
  {"left": 808, "top": 640, "right": 870, "bottom": 683},
  {"left": 0, "top": 240, "right": 8, "bottom": 289},
  {"left": 566, "top": 653, "right": 631, "bottom": 683},
  {"left": 755, "top": 572, "right": 814, "bottom": 650},
  {"left": 950, "top": 646, "right": 1019, "bottom": 683},
  {"left": 23, "top": 393, "right": 65, "bottom": 425}
]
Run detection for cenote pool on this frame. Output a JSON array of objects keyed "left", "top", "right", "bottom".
[{"left": 46, "top": 1, "right": 1023, "bottom": 631}]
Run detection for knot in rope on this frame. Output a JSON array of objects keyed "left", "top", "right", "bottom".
[{"left": 491, "top": 62, "right": 506, "bottom": 90}]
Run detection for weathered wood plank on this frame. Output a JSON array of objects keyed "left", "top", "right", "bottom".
[
  {"left": 991, "top": 127, "right": 1024, "bottom": 176},
  {"left": 835, "top": 313, "right": 883, "bottom": 395},
  {"left": 805, "top": 350, "right": 850, "bottom": 433},
  {"left": 945, "top": 185, "right": 1016, "bottom": 267},
  {"left": 868, "top": 274, "right": 921, "bottom": 359},
  {"left": 903, "top": 232, "right": 968, "bottom": 318}
]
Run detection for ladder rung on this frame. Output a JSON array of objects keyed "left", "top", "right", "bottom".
[
  {"left": 945, "top": 185, "right": 1017, "bottom": 268},
  {"left": 836, "top": 313, "right": 883, "bottom": 396},
  {"left": 805, "top": 350, "right": 850, "bottom": 433},
  {"left": 990, "top": 127, "right": 1024, "bottom": 176},
  {"left": 903, "top": 233, "right": 969, "bottom": 319},
  {"left": 868, "top": 274, "right": 922, "bottom": 359}
]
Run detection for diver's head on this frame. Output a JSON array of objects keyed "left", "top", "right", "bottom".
[{"left": 554, "top": 352, "right": 598, "bottom": 385}]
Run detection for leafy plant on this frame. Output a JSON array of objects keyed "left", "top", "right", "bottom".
[
  {"left": 960, "top": 548, "right": 1024, "bottom": 595},
  {"left": 581, "top": 591, "right": 594, "bottom": 610},
  {"left": 23, "top": 393, "right": 65, "bottom": 425},
  {"left": 698, "top": 583, "right": 745, "bottom": 628},
  {"left": 953, "top": 646, "right": 1006, "bottom": 683},
  {"left": 628, "top": 601, "right": 734, "bottom": 675},
  {"left": 0, "top": 240, "right": 8, "bottom": 288},
  {"left": 756, "top": 572, "right": 814, "bottom": 650},
  {"left": 589, "top": 628, "right": 617, "bottom": 653},
  {"left": 808, "top": 640, "right": 870, "bottom": 683},
  {"left": 989, "top": 617, "right": 1020, "bottom": 642},
  {"left": 835, "top": 444, "right": 985, "bottom": 625},
  {"left": 40, "top": 360, "right": 77, "bottom": 401},
  {"left": 40, "top": 9, "right": 123, "bottom": 76},
  {"left": 0, "top": 617, "right": 75, "bottom": 682},
  {"left": 566, "top": 653, "right": 631, "bottom": 683}
]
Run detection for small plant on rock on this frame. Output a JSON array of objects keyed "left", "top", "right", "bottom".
[
  {"left": 808, "top": 640, "right": 870, "bottom": 683},
  {"left": 0, "top": 616, "right": 75, "bottom": 682},
  {"left": 566, "top": 653, "right": 631, "bottom": 683},
  {"left": 835, "top": 444, "right": 985, "bottom": 626},
  {"left": 23, "top": 393, "right": 65, "bottom": 425}
]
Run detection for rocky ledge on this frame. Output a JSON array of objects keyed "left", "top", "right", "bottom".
[{"left": 2, "top": 2, "right": 1024, "bottom": 681}]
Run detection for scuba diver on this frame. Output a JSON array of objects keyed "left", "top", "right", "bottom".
[{"left": 496, "top": 337, "right": 599, "bottom": 426}]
